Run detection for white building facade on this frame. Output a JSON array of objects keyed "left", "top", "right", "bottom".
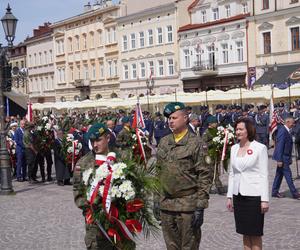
[{"left": 178, "top": 0, "right": 251, "bottom": 92}]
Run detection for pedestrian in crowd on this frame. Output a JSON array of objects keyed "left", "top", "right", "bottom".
[
  {"left": 73, "top": 123, "right": 117, "bottom": 250},
  {"left": 255, "top": 105, "right": 269, "bottom": 147},
  {"left": 272, "top": 117, "right": 300, "bottom": 199},
  {"left": 15, "top": 119, "right": 27, "bottom": 182},
  {"left": 153, "top": 112, "right": 167, "bottom": 145},
  {"left": 23, "top": 122, "right": 39, "bottom": 184},
  {"left": 227, "top": 117, "right": 269, "bottom": 250},
  {"left": 188, "top": 113, "right": 200, "bottom": 135},
  {"left": 156, "top": 102, "right": 212, "bottom": 250},
  {"left": 115, "top": 116, "right": 132, "bottom": 149},
  {"left": 106, "top": 119, "right": 117, "bottom": 151},
  {"left": 202, "top": 116, "right": 225, "bottom": 194},
  {"left": 53, "top": 129, "right": 71, "bottom": 186},
  {"left": 7, "top": 122, "right": 18, "bottom": 176}
]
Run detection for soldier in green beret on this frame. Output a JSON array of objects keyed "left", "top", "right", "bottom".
[
  {"left": 73, "top": 123, "right": 116, "bottom": 250},
  {"left": 202, "top": 116, "right": 225, "bottom": 194},
  {"left": 156, "top": 102, "right": 213, "bottom": 250}
]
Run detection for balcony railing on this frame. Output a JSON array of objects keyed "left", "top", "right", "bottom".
[{"left": 192, "top": 60, "right": 218, "bottom": 72}]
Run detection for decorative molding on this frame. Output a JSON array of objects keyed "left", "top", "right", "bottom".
[
  {"left": 192, "top": 38, "right": 202, "bottom": 46},
  {"left": 231, "top": 31, "right": 245, "bottom": 39},
  {"left": 164, "top": 52, "right": 174, "bottom": 56},
  {"left": 286, "top": 16, "right": 300, "bottom": 26},
  {"left": 217, "top": 33, "right": 230, "bottom": 41},
  {"left": 203, "top": 36, "right": 216, "bottom": 44},
  {"left": 180, "top": 40, "right": 191, "bottom": 47},
  {"left": 258, "top": 22, "right": 274, "bottom": 31}
]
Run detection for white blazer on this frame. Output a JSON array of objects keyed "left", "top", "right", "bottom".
[{"left": 227, "top": 140, "right": 269, "bottom": 202}]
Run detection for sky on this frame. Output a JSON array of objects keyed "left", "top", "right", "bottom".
[{"left": 0, "top": 0, "right": 117, "bottom": 46}]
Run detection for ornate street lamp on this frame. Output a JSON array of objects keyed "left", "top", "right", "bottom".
[
  {"left": 1, "top": 4, "right": 18, "bottom": 48},
  {"left": 0, "top": 4, "right": 17, "bottom": 195}
]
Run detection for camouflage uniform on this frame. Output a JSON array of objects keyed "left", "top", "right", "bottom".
[
  {"left": 157, "top": 130, "right": 213, "bottom": 250},
  {"left": 115, "top": 126, "right": 132, "bottom": 149},
  {"left": 202, "top": 128, "right": 224, "bottom": 193},
  {"left": 73, "top": 151, "right": 115, "bottom": 250},
  {"left": 23, "top": 126, "right": 37, "bottom": 181}
]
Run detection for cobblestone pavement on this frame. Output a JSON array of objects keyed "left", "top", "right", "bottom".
[{"left": 0, "top": 153, "right": 300, "bottom": 250}]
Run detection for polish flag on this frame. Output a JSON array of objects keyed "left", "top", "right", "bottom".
[{"left": 26, "top": 102, "right": 33, "bottom": 122}]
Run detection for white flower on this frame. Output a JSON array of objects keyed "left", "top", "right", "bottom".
[
  {"left": 217, "top": 126, "right": 224, "bottom": 131},
  {"left": 67, "top": 147, "right": 73, "bottom": 153},
  {"left": 75, "top": 149, "right": 80, "bottom": 155},
  {"left": 77, "top": 143, "right": 82, "bottom": 150},
  {"left": 82, "top": 168, "right": 93, "bottom": 185},
  {"left": 98, "top": 185, "right": 105, "bottom": 197},
  {"left": 45, "top": 123, "right": 52, "bottom": 130},
  {"left": 95, "top": 163, "right": 110, "bottom": 181},
  {"left": 119, "top": 180, "right": 135, "bottom": 200},
  {"left": 37, "top": 126, "right": 43, "bottom": 131},
  {"left": 111, "top": 163, "right": 127, "bottom": 180},
  {"left": 42, "top": 116, "right": 48, "bottom": 122},
  {"left": 53, "top": 125, "right": 59, "bottom": 130},
  {"left": 67, "top": 134, "right": 74, "bottom": 141}
]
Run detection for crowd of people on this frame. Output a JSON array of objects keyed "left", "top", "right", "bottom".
[{"left": 3, "top": 100, "right": 300, "bottom": 250}]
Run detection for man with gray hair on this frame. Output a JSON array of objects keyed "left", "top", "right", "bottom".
[{"left": 188, "top": 113, "right": 200, "bottom": 136}]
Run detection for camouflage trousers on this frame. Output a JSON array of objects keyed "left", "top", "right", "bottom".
[
  {"left": 161, "top": 210, "right": 201, "bottom": 250},
  {"left": 84, "top": 224, "right": 115, "bottom": 250}
]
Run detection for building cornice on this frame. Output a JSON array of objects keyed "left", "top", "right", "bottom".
[
  {"left": 247, "top": 6, "right": 300, "bottom": 22},
  {"left": 116, "top": 3, "right": 176, "bottom": 24},
  {"left": 50, "top": 5, "right": 119, "bottom": 29},
  {"left": 178, "top": 14, "right": 249, "bottom": 33},
  {"left": 24, "top": 32, "right": 53, "bottom": 45}
]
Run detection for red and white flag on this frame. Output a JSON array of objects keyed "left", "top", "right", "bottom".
[{"left": 26, "top": 102, "right": 33, "bottom": 122}]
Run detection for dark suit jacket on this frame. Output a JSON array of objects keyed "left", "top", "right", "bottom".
[
  {"left": 108, "top": 129, "right": 117, "bottom": 150},
  {"left": 272, "top": 126, "right": 293, "bottom": 165},
  {"left": 15, "top": 127, "right": 24, "bottom": 152},
  {"left": 188, "top": 124, "right": 197, "bottom": 135}
]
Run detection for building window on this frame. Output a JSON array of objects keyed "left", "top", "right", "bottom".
[
  {"left": 222, "top": 43, "right": 229, "bottom": 63},
  {"left": 212, "top": 8, "right": 219, "bottom": 21},
  {"left": 68, "top": 38, "right": 73, "bottom": 52},
  {"left": 263, "top": 32, "right": 271, "bottom": 54},
  {"left": 148, "top": 29, "right": 153, "bottom": 46},
  {"left": 290, "top": 0, "right": 299, "bottom": 3},
  {"left": 114, "top": 60, "right": 118, "bottom": 77},
  {"left": 44, "top": 51, "right": 47, "bottom": 64},
  {"left": 263, "top": 0, "right": 269, "bottom": 9},
  {"left": 39, "top": 52, "right": 42, "bottom": 65},
  {"left": 84, "top": 64, "right": 89, "bottom": 79},
  {"left": 157, "top": 27, "right": 163, "bottom": 44},
  {"left": 70, "top": 67, "right": 74, "bottom": 81},
  {"left": 225, "top": 5, "right": 231, "bottom": 18},
  {"left": 49, "top": 50, "right": 52, "bottom": 63},
  {"left": 90, "top": 32, "right": 95, "bottom": 48},
  {"left": 98, "top": 30, "right": 103, "bottom": 46},
  {"left": 123, "top": 35, "right": 128, "bottom": 51},
  {"left": 124, "top": 65, "right": 129, "bottom": 80},
  {"left": 139, "top": 31, "right": 145, "bottom": 48},
  {"left": 99, "top": 62, "right": 104, "bottom": 78},
  {"left": 184, "top": 49, "right": 190, "bottom": 68},
  {"left": 108, "top": 61, "right": 113, "bottom": 78},
  {"left": 75, "top": 36, "right": 80, "bottom": 50},
  {"left": 236, "top": 41, "right": 244, "bottom": 62},
  {"left": 158, "top": 60, "right": 164, "bottom": 76},
  {"left": 106, "top": 28, "right": 111, "bottom": 44},
  {"left": 131, "top": 33, "right": 136, "bottom": 49},
  {"left": 140, "top": 62, "right": 146, "bottom": 78},
  {"left": 77, "top": 65, "right": 80, "bottom": 79},
  {"left": 168, "top": 59, "right": 174, "bottom": 75},
  {"left": 291, "top": 27, "right": 300, "bottom": 50},
  {"left": 92, "top": 64, "right": 96, "bottom": 79},
  {"left": 201, "top": 10, "right": 206, "bottom": 23},
  {"left": 131, "top": 63, "right": 137, "bottom": 79},
  {"left": 112, "top": 27, "right": 116, "bottom": 43},
  {"left": 242, "top": 3, "right": 248, "bottom": 13},
  {"left": 148, "top": 61, "right": 154, "bottom": 77},
  {"left": 83, "top": 34, "right": 87, "bottom": 49},
  {"left": 167, "top": 26, "right": 173, "bottom": 43}
]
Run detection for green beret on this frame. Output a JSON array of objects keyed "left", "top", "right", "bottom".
[
  {"left": 87, "top": 123, "right": 109, "bottom": 141},
  {"left": 163, "top": 102, "right": 185, "bottom": 118},
  {"left": 207, "top": 116, "right": 217, "bottom": 124},
  {"left": 121, "top": 116, "right": 130, "bottom": 123}
]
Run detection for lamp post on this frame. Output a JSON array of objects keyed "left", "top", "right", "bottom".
[
  {"left": 146, "top": 77, "right": 154, "bottom": 111},
  {"left": 0, "top": 4, "right": 18, "bottom": 195}
]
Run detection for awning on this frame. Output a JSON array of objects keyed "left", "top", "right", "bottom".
[
  {"left": 3, "top": 89, "right": 28, "bottom": 109},
  {"left": 254, "top": 63, "right": 300, "bottom": 89}
]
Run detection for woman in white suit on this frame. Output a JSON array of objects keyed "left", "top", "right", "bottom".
[{"left": 227, "top": 117, "right": 269, "bottom": 250}]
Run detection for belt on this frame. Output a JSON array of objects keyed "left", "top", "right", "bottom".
[{"left": 164, "top": 188, "right": 197, "bottom": 198}]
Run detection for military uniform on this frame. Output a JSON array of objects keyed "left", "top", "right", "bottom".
[
  {"left": 255, "top": 105, "right": 269, "bottom": 146},
  {"left": 156, "top": 102, "right": 213, "bottom": 250},
  {"left": 115, "top": 126, "right": 132, "bottom": 149}
]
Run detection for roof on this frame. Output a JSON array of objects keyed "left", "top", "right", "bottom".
[
  {"left": 255, "top": 63, "right": 300, "bottom": 89},
  {"left": 178, "top": 14, "right": 249, "bottom": 32}
]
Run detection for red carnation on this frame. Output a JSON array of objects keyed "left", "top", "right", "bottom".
[{"left": 126, "top": 199, "right": 144, "bottom": 212}]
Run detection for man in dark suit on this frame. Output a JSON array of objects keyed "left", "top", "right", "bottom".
[
  {"left": 106, "top": 119, "right": 117, "bottom": 151},
  {"left": 272, "top": 117, "right": 300, "bottom": 199},
  {"left": 14, "top": 120, "right": 27, "bottom": 182},
  {"left": 188, "top": 113, "right": 200, "bottom": 135}
]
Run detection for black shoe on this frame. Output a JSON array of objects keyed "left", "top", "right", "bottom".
[
  {"left": 47, "top": 177, "right": 53, "bottom": 182},
  {"left": 57, "top": 181, "right": 64, "bottom": 186},
  {"left": 29, "top": 179, "right": 39, "bottom": 184},
  {"left": 41, "top": 178, "right": 46, "bottom": 183},
  {"left": 272, "top": 193, "right": 285, "bottom": 198},
  {"left": 23, "top": 178, "right": 28, "bottom": 182},
  {"left": 64, "top": 179, "right": 72, "bottom": 185},
  {"left": 17, "top": 178, "right": 24, "bottom": 182}
]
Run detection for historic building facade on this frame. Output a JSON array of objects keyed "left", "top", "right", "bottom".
[
  {"left": 178, "top": 0, "right": 251, "bottom": 92},
  {"left": 117, "top": 0, "right": 190, "bottom": 98},
  {"left": 50, "top": 1, "right": 121, "bottom": 102},
  {"left": 247, "top": 0, "right": 300, "bottom": 86},
  {"left": 25, "top": 23, "right": 56, "bottom": 103}
]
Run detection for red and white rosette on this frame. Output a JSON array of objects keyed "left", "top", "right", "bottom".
[{"left": 247, "top": 149, "right": 253, "bottom": 155}]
